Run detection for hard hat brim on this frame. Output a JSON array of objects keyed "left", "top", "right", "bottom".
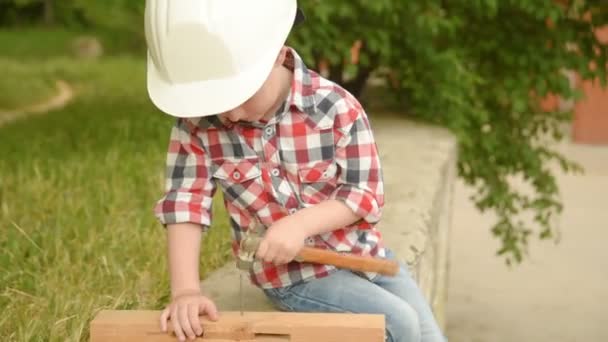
[
  {"left": 147, "top": 46, "right": 278, "bottom": 118},
  {"left": 146, "top": 2, "right": 297, "bottom": 118}
]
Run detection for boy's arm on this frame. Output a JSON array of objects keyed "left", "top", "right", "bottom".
[
  {"left": 328, "top": 105, "right": 384, "bottom": 226},
  {"left": 167, "top": 223, "right": 204, "bottom": 298},
  {"left": 258, "top": 104, "right": 383, "bottom": 263},
  {"left": 155, "top": 118, "right": 217, "bottom": 296},
  {"left": 282, "top": 199, "right": 360, "bottom": 237},
  {"left": 296, "top": 104, "right": 384, "bottom": 236}
]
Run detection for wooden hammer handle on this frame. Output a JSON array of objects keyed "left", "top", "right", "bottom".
[{"left": 297, "top": 247, "right": 399, "bottom": 276}]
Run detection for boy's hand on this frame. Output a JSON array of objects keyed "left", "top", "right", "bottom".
[
  {"left": 256, "top": 215, "right": 308, "bottom": 265},
  {"left": 160, "top": 291, "right": 219, "bottom": 341}
]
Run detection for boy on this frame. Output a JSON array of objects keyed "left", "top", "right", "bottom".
[{"left": 145, "top": 1, "right": 445, "bottom": 341}]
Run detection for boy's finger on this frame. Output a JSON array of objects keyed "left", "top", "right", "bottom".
[
  {"left": 171, "top": 307, "right": 185, "bottom": 341},
  {"left": 277, "top": 255, "right": 290, "bottom": 265},
  {"left": 287, "top": 249, "right": 298, "bottom": 263},
  {"left": 188, "top": 303, "right": 203, "bottom": 336},
  {"left": 159, "top": 307, "right": 170, "bottom": 332},
  {"left": 271, "top": 250, "right": 284, "bottom": 264},
  {"left": 273, "top": 247, "right": 290, "bottom": 265},
  {"left": 264, "top": 246, "right": 277, "bottom": 263},
  {"left": 279, "top": 247, "right": 295, "bottom": 264},
  {"left": 203, "top": 299, "right": 219, "bottom": 321},
  {"left": 178, "top": 305, "right": 196, "bottom": 340},
  {"left": 256, "top": 239, "right": 269, "bottom": 260}
]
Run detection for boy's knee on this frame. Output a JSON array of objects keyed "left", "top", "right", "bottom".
[{"left": 385, "top": 302, "right": 421, "bottom": 342}]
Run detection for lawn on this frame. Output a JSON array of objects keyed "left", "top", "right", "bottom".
[
  {"left": 0, "top": 27, "right": 145, "bottom": 112},
  {"left": 0, "top": 28, "right": 79, "bottom": 111},
  {"left": 0, "top": 28, "right": 78, "bottom": 60},
  {"left": 0, "top": 46, "right": 232, "bottom": 340},
  {"left": 0, "top": 27, "right": 144, "bottom": 60},
  {"left": 0, "top": 58, "right": 57, "bottom": 111}
]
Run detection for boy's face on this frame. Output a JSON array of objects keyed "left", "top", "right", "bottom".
[
  {"left": 218, "top": 47, "right": 289, "bottom": 125},
  {"left": 218, "top": 81, "right": 276, "bottom": 124}
]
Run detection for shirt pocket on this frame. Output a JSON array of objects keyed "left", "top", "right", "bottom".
[
  {"left": 211, "top": 158, "right": 262, "bottom": 204},
  {"left": 297, "top": 160, "right": 339, "bottom": 204}
]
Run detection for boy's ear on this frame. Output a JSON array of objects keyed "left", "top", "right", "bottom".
[{"left": 275, "top": 46, "right": 289, "bottom": 66}]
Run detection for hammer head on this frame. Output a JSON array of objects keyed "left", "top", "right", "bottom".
[{"left": 236, "top": 235, "right": 262, "bottom": 271}]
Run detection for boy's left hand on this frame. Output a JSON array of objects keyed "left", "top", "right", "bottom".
[{"left": 256, "top": 215, "right": 308, "bottom": 265}]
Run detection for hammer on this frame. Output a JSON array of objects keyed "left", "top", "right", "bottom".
[
  {"left": 236, "top": 235, "right": 399, "bottom": 276},
  {"left": 235, "top": 233, "right": 400, "bottom": 315}
]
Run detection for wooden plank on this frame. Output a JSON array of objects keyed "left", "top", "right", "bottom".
[{"left": 90, "top": 310, "right": 385, "bottom": 342}]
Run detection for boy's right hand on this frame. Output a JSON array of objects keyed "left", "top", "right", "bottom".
[{"left": 160, "top": 291, "right": 219, "bottom": 341}]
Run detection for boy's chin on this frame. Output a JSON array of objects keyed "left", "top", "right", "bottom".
[
  {"left": 217, "top": 113, "right": 267, "bottom": 126},
  {"left": 243, "top": 113, "right": 268, "bottom": 123}
]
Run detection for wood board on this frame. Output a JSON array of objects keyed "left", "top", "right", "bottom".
[{"left": 90, "top": 310, "right": 385, "bottom": 342}]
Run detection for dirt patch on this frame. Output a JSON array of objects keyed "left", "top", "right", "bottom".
[{"left": 0, "top": 79, "right": 74, "bottom": 126}]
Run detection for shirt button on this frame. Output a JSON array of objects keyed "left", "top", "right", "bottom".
[
  {"left": 232, "top": 171, "right": 241, "bottom": 180},
  {"left": 265, "top": 127, "right": 274, "bottom": 137},
  {"left": 271, "top": 168, "right": 280, "bottom": 177}
]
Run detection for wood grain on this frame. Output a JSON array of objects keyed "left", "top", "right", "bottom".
[{"left": 90, "top": 310, "right": 385, "bottom": 342}]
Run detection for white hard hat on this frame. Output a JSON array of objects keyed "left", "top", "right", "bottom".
[{"left": 144, "top": 0, "right": 298, "bottom": 118}]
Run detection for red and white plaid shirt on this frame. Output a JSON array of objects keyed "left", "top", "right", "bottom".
[{"left": 155, "top": 47, "right": 385, "bottom": 289}]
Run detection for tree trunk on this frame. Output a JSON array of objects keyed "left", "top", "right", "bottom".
[
  {"left": 344, "top": 65, "right": 373, "bottom": 99},
  {"left": 340, "top": 41, "right": 379, "bottom": 98},
  {"left": 328, "top": 60, "right": 344, "bottom": 86},
  {"left": 43, "top": 0, "right": 54, "bottom": 25}
]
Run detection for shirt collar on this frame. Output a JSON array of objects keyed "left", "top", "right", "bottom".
[{"left": 284, "top": 46, "right": 317, "bottom": 114}]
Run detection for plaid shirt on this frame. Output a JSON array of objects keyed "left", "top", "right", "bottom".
[{"left": 155, "top": 47, "right": 385, "bottom": 289}]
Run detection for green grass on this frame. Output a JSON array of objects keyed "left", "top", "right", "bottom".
[
  {"left": 0, "top": 28, "right": 80, "bottom": 60},
  {"left": 0, "top": 27, "right": 144, "bottom": 60},
  {"left": 0, "top": 26, "right": 146, "bottom": 111},
  {"left": 0, "top": 56, "right": 232, "bottom": 341},
  {"left": 0, "top": 28, "right": 78, "bottom": 111},
  {"left": 0, "top": 58, "right": 57, "bottom": 111}
]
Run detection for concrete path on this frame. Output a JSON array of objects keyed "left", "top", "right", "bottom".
[{"left": 446, "top": 141, "right": 608, "bottom": 341}]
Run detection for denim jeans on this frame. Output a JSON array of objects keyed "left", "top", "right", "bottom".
[{"left": 262, "top": 250, "right": 446, "bottom": 342}]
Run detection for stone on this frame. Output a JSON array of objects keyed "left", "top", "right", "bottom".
[{"left": 71, "top": 36, "right": 104, "bottom": 60}]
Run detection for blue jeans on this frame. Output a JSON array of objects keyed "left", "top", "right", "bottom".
[{"left": 262, "top": 250, "right": 446, "bottom": 342}]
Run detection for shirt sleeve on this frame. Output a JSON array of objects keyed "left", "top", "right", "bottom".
[
  {"left": 154, "top": 118, "right": 216, "bottom": 229},
  {"left": 330, "top": 104, "right": 384, "bottom": 225}
]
